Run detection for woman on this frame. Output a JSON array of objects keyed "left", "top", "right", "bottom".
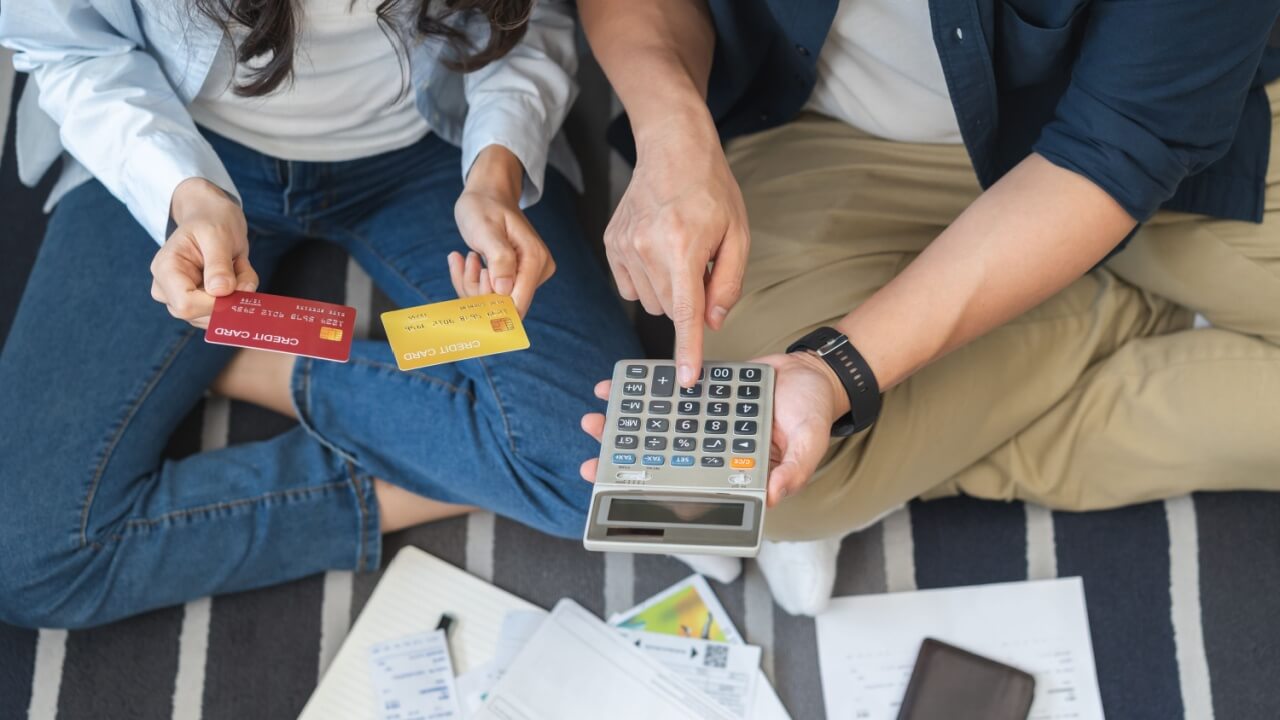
[{"left": 0, "top": 0, "right": 640, "bottom": 628}]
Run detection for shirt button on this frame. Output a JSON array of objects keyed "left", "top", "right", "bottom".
[
  {"left": 954, "top": 27, "right": 965, "bottom": 41},
  {"left": 795, "top": 43, "right": 810, "bottom": 57}
]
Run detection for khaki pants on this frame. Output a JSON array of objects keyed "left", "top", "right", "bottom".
[{"left": 706, "top": 82, "right": 1280, "bottom": 541}]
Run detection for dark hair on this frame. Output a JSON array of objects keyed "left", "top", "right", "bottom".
[{"left": 194, "top": 0, "right": 533, "bottom": 97}]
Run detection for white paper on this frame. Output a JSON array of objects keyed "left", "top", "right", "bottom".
[
  {"left": 816, "top": 577, "right": 1105, "bottom": 720},
  {"left": 472, "top": 599, "right": 737, "bottom": 720},
  {"left": 301, "top": 547, "right": 546, "bottom": 720},
  {"left": 619, "top": 630, "right": 761, "bottom": 718},
  {"left": 368, "top": 629, "right": 461, "bottom": 720},
  {"left": 455, "top": 611, "right": 547, "bottom": 717},
  {"left": 750, "top": 677, "right": 790, "bottom": 720}
]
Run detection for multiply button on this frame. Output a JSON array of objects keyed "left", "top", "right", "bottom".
[
  {"left": 645, "top": 418, "right": 669, "bottom": 432},
  {"left": 625, "top": 365, "right": 648, "bottom": 379},
  {"left": 652, "top": 366, "right": 676, "bottom": 397}
]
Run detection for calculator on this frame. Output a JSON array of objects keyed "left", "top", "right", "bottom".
[{"left": 582, "top": 360, "right": 774, "bottom": 557}]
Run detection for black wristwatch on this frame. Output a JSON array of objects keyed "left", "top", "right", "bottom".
[{"left": 786, "top": 327, "right": 882, "bottom": 437}]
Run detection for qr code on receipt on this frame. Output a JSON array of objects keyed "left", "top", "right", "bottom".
[{"left": 703, "top": 644, "right": 729, "bottom": 669}]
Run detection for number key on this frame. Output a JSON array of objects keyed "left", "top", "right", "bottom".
[
  {"left": 675, "top": 418, "right": 698, "bottom": 433},
  {"left": 707, "top": 402, "right": 729, "bottom": 416},
  {"left": 736, "top": 402, "right": 759, "bottom": 417},
  {"left": 709, "top": 366, "right": 732, "bottom": 381},
  {"left": 678, "top": 400, "right": 700, "bottom": 415},
  {"left": 737, "top": 385, "right": 760, "bottom": 399},
  {"left": 705, "top": 419, "right": 728, "bottom": 434},
  {"left": 679, "top": 384, "right": 703, "bottom": 398},
  {"left": 734, "top": 420, "right": 757, "bottom": 435},
  {"left": 709, "top": 384, "right": 731, "bottom": 398},
  {"left": 739, "top": 367, "right": 762, "bottom": 382}
]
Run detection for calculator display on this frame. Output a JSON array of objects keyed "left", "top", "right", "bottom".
[{"left": 607, "top": 498, "right": 746, "bottom": 526}]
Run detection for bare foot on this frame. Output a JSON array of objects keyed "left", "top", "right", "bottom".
[
  {"left": 375, "top": 479, "right": 474, "bottom": 533},
  {"left": 211, "top": 348, "right": 297, "bottom": 418}
]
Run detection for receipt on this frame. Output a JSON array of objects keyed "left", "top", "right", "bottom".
[
  {"left": 618, "top": 630, "right": 761, "bottom": 718},
  {"left": 368, "top": 629, "right": 461, "bottom": 720}
]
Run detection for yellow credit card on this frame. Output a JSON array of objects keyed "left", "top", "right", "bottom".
[{"left": 380, "top": 294, "right": 530, "bottom": 371}]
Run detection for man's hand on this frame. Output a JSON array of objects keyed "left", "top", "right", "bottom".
[
  {"left": 579, "top": 351, "right": 847, "bottom": 506},
  {"left": 450, "top": 145, "right": 554, "bottom": 317},
  {"left": 605, "top": 109, "right": 750, "bottom": 386},
  {"left": 151, "top": 178, "right": 257, "bottom": 329}
]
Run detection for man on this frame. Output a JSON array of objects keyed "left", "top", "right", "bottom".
[{"left": 577, "top": 0, "right": 1280, "bottom": 614}]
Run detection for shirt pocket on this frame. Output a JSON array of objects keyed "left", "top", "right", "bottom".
[{"left": 996, "top": 0, "right": 1089, "bottom": 88}]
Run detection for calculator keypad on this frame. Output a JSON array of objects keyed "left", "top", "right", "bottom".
[{"left": 604, "top": 361, "right": 771, "bottom": 490}]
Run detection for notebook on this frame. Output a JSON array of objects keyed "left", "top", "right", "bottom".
[{"left": 298, "top": 547, "right": 544, "bottom": 720}]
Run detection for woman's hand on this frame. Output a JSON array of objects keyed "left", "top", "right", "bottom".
[
  {"left": 151, "top": 178, "right": 258, "bottom": 329},
  {"left": 450, "top": 145, "right": 555, "bottom": 317}
]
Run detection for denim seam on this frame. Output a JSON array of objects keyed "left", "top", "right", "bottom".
[
  {"left": 92, "top": 481, "right": 350, "bottom": 545},
  {"left": 475, "top": 358, "right": 519, "bottom": 455},
  {"left": 79, "top": 330, "right": 195, "bottom": 548},
  {"left": 292, "top": 359, "right": 361, "bottom": 465},
  {"left": 347, "top": 357, "right": 476, "bottom": 401},
  {"left": 346, "top": 461, "right": 372, "bottom": 571}
]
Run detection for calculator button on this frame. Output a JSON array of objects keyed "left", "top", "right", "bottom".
[
  {"left": 679, "top": 384, "right": 703, "bottom": 398},
  {"left": 623, "top": 382, "right": 645, "bottom": 396},
  {"left": 737, "top": 385, "right": 760, "bottom": 399},
  {"left": 644, "top": 436, "right": 668, "bottom": 451},
  {"left": 734, "top": 420, "right": 757, "bottom": 435},
  {"left": 705, "top": 419, "right": 728, "bottom": 434},
  {"left": 727, "top": 473, "right": 751, "bottom": 486},
  {"left": 615, "top": 434, "right": 638, "bottom": 449},
  {"left": 709, "top": 366, "right": 733, "bottom": 381},
  {"left": 707, "top": 402, "right": 730, "bottom": 416},
  {"left": 648, "top": 400, "right": 672, "bottom": 415},
  {"left": 675, "top": 418, "right": 699, "bottom": 433},
  {"left": 651, "top": 366, "right": 676, "bottom": 397},
  {"left": 732, "top": 438, "right": 756, "bottom": 453},
  {"left": 620, "top": 399, "right": 643, "bottom": 414},
  {"left": 702, "top": 438, "right": 726, "bottom": 453},
  {"left": 612, "top": 453, "right": 636, "bottom": 465},
  {"left": 672, "top": 455, "right": 695, "bottom": 467},
  {"left": 617, "top": 416, "right": 642, "bottom": 431},
  {"left": 701, "top": 457, "right": 725, "bottom": 467},
  {"left": 709, "top": 384, "right": 731, "bottom": 399},
  {"left": 736, "top": 402, "right": 759, "bottom": 417},
  {"left": 678, "top": 401, "right": 700, "bottom": 415},
  {"left": 625, "top": 365, "right": 648, "bottom": 379},
  {"left": 642, "top": 454, "right": 666, "bottom": 466},
  {"left": 739, "top": 367, "right": 762, "bottom": 382},
  {"left": 645, "top": 418, "right": 669, "bottom": 433},
  {"left": 673, "top": 437, "right": 696, "bottom": 452},
  {"left": 730, "top": 456, "right": 756, "bottom": 469}
]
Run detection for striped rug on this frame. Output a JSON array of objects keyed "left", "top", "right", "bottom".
[{"left": 4, "top": 55, "right": 1279, "bottom": 720}]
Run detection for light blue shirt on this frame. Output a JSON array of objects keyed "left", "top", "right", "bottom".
[{"left": 0, "top": 0, "right": 580, "bottom": 244}]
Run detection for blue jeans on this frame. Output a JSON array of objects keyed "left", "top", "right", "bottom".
[{"left": 0, "top": 131, "right": 640, "bottom": 628}]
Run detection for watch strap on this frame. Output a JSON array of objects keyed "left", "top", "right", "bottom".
[{"left": 786, "top": 327, "right": 882, "bottom": 436}]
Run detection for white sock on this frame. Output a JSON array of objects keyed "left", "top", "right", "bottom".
[
  {"left": 755, "top": 536, "right": 843, "bottom": 616},
  {"left": 672, "top": 553, "right": 743, "bottom": 584}
]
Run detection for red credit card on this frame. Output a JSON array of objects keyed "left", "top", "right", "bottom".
[{"left": 205, "top": 291, "right": 356, "bottom": 363}]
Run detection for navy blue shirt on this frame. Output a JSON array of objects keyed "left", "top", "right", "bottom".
[{"left": 616, "top": 0, "right": 1280, "bottom": 225}]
